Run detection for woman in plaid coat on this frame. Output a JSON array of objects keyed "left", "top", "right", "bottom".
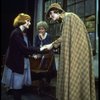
[{"left": 44, "top": 3, "right": 96, "bottom": 100}]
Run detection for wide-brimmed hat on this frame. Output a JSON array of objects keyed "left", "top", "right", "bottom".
[{"left": 46, "top": 3, "right": 64, "bottom": 19}]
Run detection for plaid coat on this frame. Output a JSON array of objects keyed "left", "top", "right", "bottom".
[{"left": 53, "top": 12, "right": 96, "bottom": 100}]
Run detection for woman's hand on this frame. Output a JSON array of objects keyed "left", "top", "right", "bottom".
[
  {"left": 40, "top": 43, "right": 53, "bottom": 51},
  {"left": 39, "top": 33, "right": 44, "bottom": 40}
]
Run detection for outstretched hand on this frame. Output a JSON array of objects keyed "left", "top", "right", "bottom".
[
  {"left": 40, "top": 43, "right": 53, "bottom": 51},
  {"left": 45, "top": 43, "right": 53, "bottom": 50}
]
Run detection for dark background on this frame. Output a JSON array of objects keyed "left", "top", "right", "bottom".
[{"left": 1, "top": 0, "right": 35, "bottom": 55}]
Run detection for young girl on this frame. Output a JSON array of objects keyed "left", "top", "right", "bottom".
[{"left": 1, "top": 13, "right": 46, "bottom": 100}]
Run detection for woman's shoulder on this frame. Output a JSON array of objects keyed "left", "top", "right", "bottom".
[
  {"left": 46, "top": 33, "right": 51, "bottom": 37},
  {"left": 11, "top": 28, "right": 21, "bottom": 34},
  {"left": 65, "top": 12, "right": 79, "bottom": 18},
  {"left": 10, "top": 28, "right": 22, "bottom": 38},
  {"left": 46, "top": 33, "right": 51, "bottom": 38},
  {"left": 35, "top": 34, "right": 39, "bottom": 39}
]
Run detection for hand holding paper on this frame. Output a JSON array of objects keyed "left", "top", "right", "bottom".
[
  {"left": 40, "top": 43, "right": 53, "bottom": 51},
  {"left": 45, "top": 43, "right": 53, "bottom": 50},
  {"left": 40, "top": 45, "right": 47, "bottom": 51}
]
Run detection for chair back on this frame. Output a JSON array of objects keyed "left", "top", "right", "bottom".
[{"left": 29, "top": 52, "right": 53, "bottom": 73}]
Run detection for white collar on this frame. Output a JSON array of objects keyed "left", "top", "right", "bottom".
[
  {"left": 39, "top": 32, "right": 48, "bottom": 40},
  {"left": 19, "top": 25, "right": 25, "bottom": 32}
]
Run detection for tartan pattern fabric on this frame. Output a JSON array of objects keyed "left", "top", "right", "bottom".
[{"left": 53, "top": 13, "right": 96, "bottom": 100}]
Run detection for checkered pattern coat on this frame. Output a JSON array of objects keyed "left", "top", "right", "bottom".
[{"left": 53, "top": 12, "right": 96, "bottom": 100}]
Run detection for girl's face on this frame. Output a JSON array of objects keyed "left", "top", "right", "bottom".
[
  {"left": 24, "top": 19, "right": 31, "bottom": 29},
  {"left": 38, "top": 27, "right": 46, "bottom": 35},
  {"left": 49, "top": 10, "right": 59, "bottom": 21}
]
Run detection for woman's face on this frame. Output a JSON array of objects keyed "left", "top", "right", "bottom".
[
  {"left": 24, "top": 19, "right": 31, "bottom": 29},
  {"left": 49, "top": 10, "right": 59, "bottom": 21},
  {"left": 38, "top": 27, "right": 46, "bottom": 35}
]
